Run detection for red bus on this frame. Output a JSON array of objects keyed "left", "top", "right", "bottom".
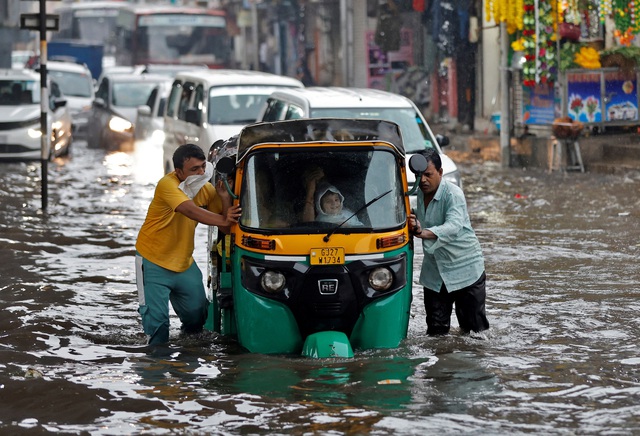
[{"left": 115, "top": 5, "right": 233, "bottom": 69}]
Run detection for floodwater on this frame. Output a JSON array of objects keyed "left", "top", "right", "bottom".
[{"left": 1, "top": 139, "right": 640, "bottom": 435}]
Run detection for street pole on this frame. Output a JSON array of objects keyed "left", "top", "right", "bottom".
[
  {"left": 39, "top": 0, "right": 49, "bottom": 211},
  {"left": 500, "top": 22, "right": 510, "bottom": 168}
]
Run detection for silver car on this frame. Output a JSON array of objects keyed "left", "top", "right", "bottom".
[{"left": 86, "top": 73, "right": 170, "bottom": 151}]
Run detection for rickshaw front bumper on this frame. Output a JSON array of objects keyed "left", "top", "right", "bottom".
[{"left": 302, "top": 331, "right": 354, "bottom": 358}]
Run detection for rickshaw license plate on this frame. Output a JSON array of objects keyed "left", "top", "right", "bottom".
[{"left": 310, "top": 247, "right": 345, "bottom": 265}]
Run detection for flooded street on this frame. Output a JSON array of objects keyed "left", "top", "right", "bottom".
[{"left": 1, "top": 139, "right": 640, "bottom": 435}]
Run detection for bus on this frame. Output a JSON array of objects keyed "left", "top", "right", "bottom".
[
  {"left": 54, "top": 1, "right": 130, "bottom": 68},
  {"left": 115, "top": 5, "right": 232, "bottom": 69},
  {"left": 54, "top": 3, "right": 233, "bottom": 70}
]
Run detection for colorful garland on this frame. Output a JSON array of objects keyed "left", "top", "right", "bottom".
[
  {"left": 600, "top": 0, "right": 640, "bottom": 45},
  {"left": 522, "top": 0, "right": 557, "bottom": 87}
]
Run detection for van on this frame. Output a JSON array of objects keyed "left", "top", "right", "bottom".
[
  {"left": 257, "top": 87, "right": 461, "bottom": 189},
  {"left": 161, "top": 69, "right": 303, "bottom": 173}
]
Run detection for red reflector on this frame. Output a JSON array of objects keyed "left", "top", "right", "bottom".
[
  {"left": 376, "top": 234, "right": 406, "bottom": 249},
  {"left": 242, "top": 235, "right": 275, "bottom": 250}
]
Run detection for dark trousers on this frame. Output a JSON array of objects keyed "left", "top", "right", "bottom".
[{"left": 424, "top": 272, "right": 489, "bottom": 335}]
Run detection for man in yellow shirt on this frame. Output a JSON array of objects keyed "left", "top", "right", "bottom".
[{"left": 135, "top": 143, "right": 241, "bottom": 345}]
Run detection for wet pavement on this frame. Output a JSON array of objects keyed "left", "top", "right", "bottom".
[{"left": 1, "top": 139, "right": 639, "bottom": 434}]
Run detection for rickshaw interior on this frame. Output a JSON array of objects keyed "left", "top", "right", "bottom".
[
  {"left": 239, "top": 149, "right": 407, "bottom": 233},
  {"left": 211, "top": 118, "right": 409, "bottom": 235}
]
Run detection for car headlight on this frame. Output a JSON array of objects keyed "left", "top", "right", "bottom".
[
  {"left": 28, "top": 128, "right": 43, "bottom": 139},
  {"left": 151, "top": 129, "right": 165, "bottom": 144},
  {"left": 368, "top": 267, "right": 393, "bottom": 292},
  {"left": 260, "top": 270, "right": 286, "bottom": 294},
  {"left": 108, "top": 116, "right": 133, "bottom": 133}
]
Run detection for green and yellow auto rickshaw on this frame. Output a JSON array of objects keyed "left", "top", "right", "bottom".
[{"left": 205, "top": 118, "right": 426, "bottom": 358}]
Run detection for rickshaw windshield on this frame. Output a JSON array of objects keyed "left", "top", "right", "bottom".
[{"left": 240, "top": 148, "right": 406, "bottom": 232}]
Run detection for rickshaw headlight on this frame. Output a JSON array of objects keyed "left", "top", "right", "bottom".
[
  {"left": 368, "top": 267, "right": 393, "bottom": 292},
  {"left": 260, "top": 270, "right": 286, "bottom": 294}
]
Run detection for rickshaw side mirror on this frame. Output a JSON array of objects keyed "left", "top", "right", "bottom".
[
  {"left": 216, "top": 156, "right": 236, "bottom": 174},
  {"left": 215, "top": 156, "right": 238, "bottom": 199},
  {"left": 408, "top": 154, "right": 428, "bottom": 174},
  {"left": 406, "top": 154, "right": 428, "bottom": 196}
]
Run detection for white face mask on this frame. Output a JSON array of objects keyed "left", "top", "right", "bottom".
[{"left": 178, "top": 161, "right": 214, "bottom": 199}]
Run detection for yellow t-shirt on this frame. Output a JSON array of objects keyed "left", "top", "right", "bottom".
[{"left": 136, "top": 172, "right": 223, "bottom": 272}]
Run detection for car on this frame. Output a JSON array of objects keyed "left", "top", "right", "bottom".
[
  {"left": 134, "top": 80, "right": 172, "bottom": 147},
  {"left": 86, "top": 72, "right": 171, "bottom": 150},
  {"left": 257, "top": 87, "right": 461, "bottom": 190},
  {"left": 44, "top": 60, "right": 95, "bottom": 140},
  {"left": 0, "top": 69, "right": 72, "bottom": 161},
  {"left": 162, "top": 69, "right": 304, "bottom": 173}
]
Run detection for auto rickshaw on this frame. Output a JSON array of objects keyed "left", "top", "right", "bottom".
[{"left": 205, "top": 118, "right": 426, "bottom": 358}]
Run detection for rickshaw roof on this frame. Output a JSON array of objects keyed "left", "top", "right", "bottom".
[{"left": 236, "top": 118, "right": 404, "bottom": 161}]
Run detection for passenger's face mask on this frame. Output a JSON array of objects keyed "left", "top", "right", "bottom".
[{"left": 178, "top": 161, "right": 214, "bottom": 199}]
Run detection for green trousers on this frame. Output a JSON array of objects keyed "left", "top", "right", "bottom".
[{"left": 136, "top": 254, "right": 208, "bottom": 345}]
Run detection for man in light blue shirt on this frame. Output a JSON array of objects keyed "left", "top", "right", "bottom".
[{"left": 409, "top": 148, "right": 489, "bottom": 335}]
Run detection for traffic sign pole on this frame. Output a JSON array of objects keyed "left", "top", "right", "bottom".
[{"left": 39, "top": 0, "right": 48, "bottom": 212}]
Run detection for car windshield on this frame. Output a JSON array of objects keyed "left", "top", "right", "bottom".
[
  {"left": 208, "top": 92, "right": 269, "bottom": 125},
  {"left": 48, "top": 70, "right": 93, "bottom": 98},
  {"left": 112, "top": 81, "right": 161, "bottom": 107},
  {"left": 310, "top": 107, "right": 436, "bottom": 153},
  {"left": 239, "top": 148, "right": 406, "bottom": 232},
  {"left": 0, "top": 80, "right": 40, "bottom": 105}
]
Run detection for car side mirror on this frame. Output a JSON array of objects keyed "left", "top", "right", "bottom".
[
  {"left": 436, "top": 134, "right": 450, "bottom": 147},
  {"left": 137, "top": 105, "right": 151, "bottom": 116},
  {"left": 93, "top": 98, "right": 106, "bottom": 108},
  {"left": 185, "top": 108, "right": 201, "bottom": 125},
  {"left": 52, "top": 98, "right": 67, "bottom": 110}
]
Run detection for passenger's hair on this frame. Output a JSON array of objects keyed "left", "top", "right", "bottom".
[
  {"left": 419, "top": 147, "right": 442, "bottom": 171},
  {"left": 173, "top": 143, "right": 205, "bottom": 170}
]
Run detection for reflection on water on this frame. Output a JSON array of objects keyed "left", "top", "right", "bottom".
[{"left": 1, "top": 142, "right": 640, "bottom": 434}]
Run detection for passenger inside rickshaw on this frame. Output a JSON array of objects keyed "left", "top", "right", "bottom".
[{"left": 239, "top": 147, "right": 406, "bottom": 233}]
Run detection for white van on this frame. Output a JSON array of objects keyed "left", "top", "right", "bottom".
[
  {"left": 162, "top": 69, "right": 303, "bottom": 173},
  {"left": 257, "top": 87, "right": 461, "bottom": 189}
]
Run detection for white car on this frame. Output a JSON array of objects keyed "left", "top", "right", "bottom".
[
  {"left": 0, "top": 69, "right": 72, "bottom": 160},
  {"left": 45, "top": 60, "right": 95, "bottom": 140},
  {"left": 257, "top": 87, "right": 462, "bottom": 190},
  {"left": 162, "top": 69, "right": 304, "bottom": 173}
]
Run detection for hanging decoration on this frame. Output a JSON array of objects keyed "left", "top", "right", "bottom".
[
  {"left": 600, "top": 0, "right": 640, "bottom": 45},
  {"left": 485, "top": 0, "right": 524, "bottom": 34},
  {"left": 522, "top": 0, "right": 557, "bottom": 87}
]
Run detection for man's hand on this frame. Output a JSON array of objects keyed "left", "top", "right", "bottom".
[
  {"left": 224, "top": 204, "right": 242, "bottom": 226},
  {"left": 409, "top": 212, "right": 421, "bottom": 235},
  {"left": 215, "top": 178, "right": 233, "bottom": 199}
]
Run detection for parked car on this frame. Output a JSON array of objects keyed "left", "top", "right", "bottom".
[
  {"left": 134, "top": 80, "right": 172, "bottom": 147},
  {"left": 162, "top": 69, "right": 304, "bottom": 173},
  {"left": 0, "top": 69, "right": 72, "bottom": 160},
  {"left": 44, "top": 60, "right": 95, "bottom": 140},
  {"left": 86, "top": 72, "right": 171, "bottom": 150},
  {"left": 257, "top": 87, "right": 461, "bottom": 189}
]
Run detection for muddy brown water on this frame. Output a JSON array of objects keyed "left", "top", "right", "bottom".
[{"left": 1, "top": 140, "right": 639, "bottom": 434}]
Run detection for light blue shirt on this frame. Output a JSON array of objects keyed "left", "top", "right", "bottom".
[{"left": 416, "top": 180, "right": 484, "bottom": 293}]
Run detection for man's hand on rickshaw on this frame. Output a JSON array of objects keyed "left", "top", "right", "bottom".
[{"left": 224, "top": 204, "right": 242, "bottom": 225}]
